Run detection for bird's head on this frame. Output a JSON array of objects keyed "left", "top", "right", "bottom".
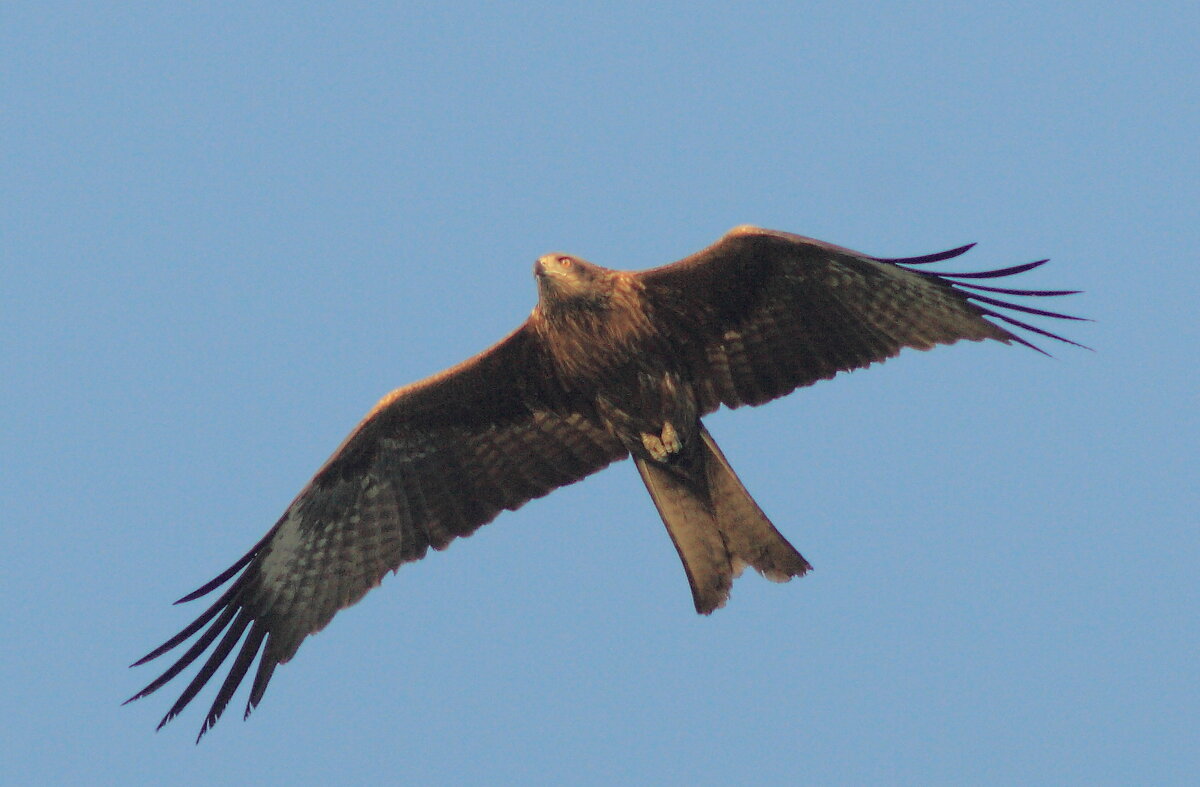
[{"left": 533, "top": 253, "right": 609, "bottom": 307}]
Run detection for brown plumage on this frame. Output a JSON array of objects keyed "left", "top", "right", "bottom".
[{"left": 127, "top": 225, "right": 1085, "bottom": 740}]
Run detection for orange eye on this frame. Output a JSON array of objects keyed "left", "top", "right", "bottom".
[{"left": 558, "top": 256, "right": 572, "bottom": 267}]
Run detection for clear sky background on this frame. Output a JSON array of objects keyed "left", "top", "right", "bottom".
[{"left": 4, "top": 2, "right": 1197, "bottom": 784}]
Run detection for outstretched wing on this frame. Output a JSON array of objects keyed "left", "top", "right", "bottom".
[
  {"left": 639, "top": 225, "right": 1086, "bottom": 412},
  {"left": 127, "top": 322, "right": 627, "bottom": 740}
]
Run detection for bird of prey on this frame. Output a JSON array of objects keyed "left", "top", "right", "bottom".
[{"left": 128, "top": 225, "right": 1083, "bottom": 740}]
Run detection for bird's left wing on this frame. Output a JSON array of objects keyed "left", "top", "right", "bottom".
[
  {"left": 638, "top": 225, "right": 1086, "bottom": 413},
  {"left": 127, "top": 321, "right": 627, "bottom": 740}
]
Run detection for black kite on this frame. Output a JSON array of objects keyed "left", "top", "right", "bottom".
[{"left": 128, "top": 226, "right": 1084, "bottom": 739}]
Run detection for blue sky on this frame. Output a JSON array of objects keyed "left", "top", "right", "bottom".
[{"left": 4, "top": 2, "right": 1197, "bottom": 784}]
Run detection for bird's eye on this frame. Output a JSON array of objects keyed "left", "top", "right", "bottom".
[{"left": 558, "top": 256, "right": 572, "bottom": 267}]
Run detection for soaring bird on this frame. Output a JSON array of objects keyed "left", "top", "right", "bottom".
[{"left": 128, "top": 225, "right": 1084, "bottom": 740}]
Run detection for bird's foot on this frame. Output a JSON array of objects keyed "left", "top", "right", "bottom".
[
  {"left": 642, "top": 422, "right": 682, "bottom": 461},
  {"left": 641, "top": 432, "right": 666, "bottom": 460},
  {"left": 660, "top": 421, "right": 681, "bottom": 455}
]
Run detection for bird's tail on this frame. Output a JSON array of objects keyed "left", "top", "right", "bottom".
[{"left": 634, "top": 423, "right": 811, "bottom": 614}]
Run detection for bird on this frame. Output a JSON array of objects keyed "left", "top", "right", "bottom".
[{"left": 127, "top": 225, "right": 1084, "bottom": 740}]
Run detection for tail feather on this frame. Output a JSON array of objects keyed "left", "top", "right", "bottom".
[
  {"left": 635, "top": 422, "right": 811, "bottom": 614},
  {"left": 635, "top": 454, "right": 733, "bottom": 614},
  {"left": 698, "top": 424, "right": 812, "bottom": 583}
]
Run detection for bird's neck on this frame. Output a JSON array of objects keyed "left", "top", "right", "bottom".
[{"left": 534, "top": 275, "right": 657, "bottom": 382}]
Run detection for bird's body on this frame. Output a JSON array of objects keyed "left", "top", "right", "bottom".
[
  {"left": 531, "top": 249, "right": 813, "bottom": 610},
  {"left": 129, "top": 226, "right": 1084, "bottom": 740}
]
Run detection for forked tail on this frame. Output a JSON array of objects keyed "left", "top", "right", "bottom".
[{"left": 635, "top": 423, "right": 811, "bottom": 614}]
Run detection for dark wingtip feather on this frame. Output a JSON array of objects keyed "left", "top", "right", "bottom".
[
  {"left": 966, "top": 293, "right": 1091, "bottom": 322},
  {"left": 1004, "top": 332, "right": 1054, "bottom": 357},
  {"left": 951, "top": 282, "right": 1083, "bottom": 297},
  {"left": 174, "top": 532, "right": 270, "bottom": 604},
  {"left": 930, "top": 259, "right": 1049, "bottom": 279},
  {"left": 246, "top": 644, "right": 279, "bottom": 715},
  {"left": 198, "top": 625, "right": 268, "bottom": 742},
  {"left": 980, "top": 309, "right": 1094, "bottom": 352},
  {"left": 873, "top": 242, "right": 976, "bottom": 265}
]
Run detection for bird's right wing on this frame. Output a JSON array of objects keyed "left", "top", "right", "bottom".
[{"left": 127, "top": 321, "right": 627, "bottom": 740}]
